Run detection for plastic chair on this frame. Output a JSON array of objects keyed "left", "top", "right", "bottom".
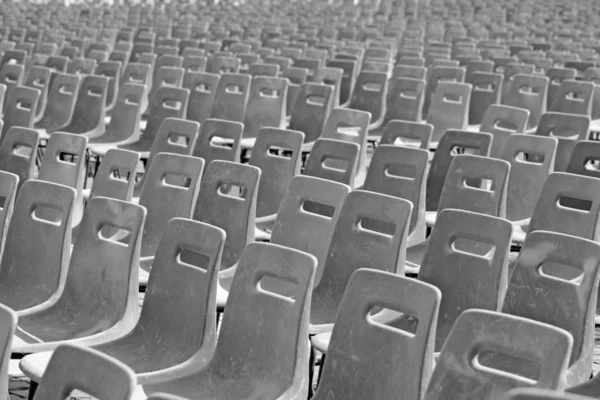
[
  {"left": 312, "top": 269, "right": 441, "bottom": 400},
  {"left": 34, "top": 73, "right": 81, "bottom": 134},
  {"left": 424, "top": 310, "right": 573, "bottom": 400},
  {"left": 0, "top": 170, "right": 17, "bottom": 258},
  {"left": 424, "top": 66, "right": 466, "bottom": 115},
  {"left": 465, "top": 60, "right": 494, "bottom": 85},
  {"left": 27, "top": 344, "right": 136, "bottom": 400},
  {"left": 349, "top": 71, "right": 388, "bottom": 130},
  {"left": 121, "top": 62, "right": 151, "bottom": 113},
  {"left": 288, "top": 83, "right": 334, "bottom": 151},
  {"left": 249, "top": 128, "right": 303, "bottom": 221},
  {"left": 304, "top": 138, "right": 360, "bottom": 187},
  {"left": 95, "top": 60, "right": 122, "bottom": 113},
  {"left": 547, "top": 68, "right": 577, "bottom": 109},
  {"left": 501, "top": 63, "right": 535, "bottom": 101},
  {"left": 468, "top": 72, "right": 503, "bottom": 126},
  {"left": 242, "top": 76, "right": 288, "bottom": 146},
  {"left": 84, "top": 149, "right": 140, "bottom": 203},
  {"left": 310, "top": 190, "right": 412, "bottom": 334},
  {"left": 182, "top": 55, "right": 207, "bottom": 74},
  {"left": 383, "top": 77, "right": 425, "bottom": 127},
  {"left": 566, "top": 140, "right": 600, "bottom": 180},
  {"left": 140, "top": 117, "right": 200, "bottom": 172},
  {"left": 326, "top": 59, "right": 357, "bottom": 107},
  {"left": 23, "top": 66, "right": 51, "bottom": 123},
  {"left": 504, "top": 231, "right": 600, "bottom": 386},
  {"left": 0, "top": 127, "right": 39, "bottom": 193},
  {"left": 146, "top": 67, "right": 185, "bottom": 113},
  {"left": 504, "top": 74, "right": 549, "bottom": 130},
  {"left": 192, "top": 161, "right": 260, "bottom": 285},
  {"left": 534, "top": 112, "right": 590, "bottom": 171},
  {"left": 12, "top": 197, "right": 145, "bottom": 353},
  {"left": 0, "top": 180, "right": 75, "bottom": 312},
  {"left": 210, "top": 73, "right": 251, "bottom": 123},
  {"left": 184, "top": 71, "right": 219, "bottom": 125},
  {"left": 0, "top": 63, "right": 25, "bottom": 115},
  {"left": 379, "top": 120, "right": 433, "bottom": 149},
  {"left": 282, "top": 67, "right": 309, "bottom": 117},
  {"left": 19, "top": 218, "right": 224, "bottom": 389},
  {"left": 313, "top": 66, "right": 343, "bottom": 108},
  {"left": 2, "top": 85, "right": 40, "bottom": 138},
  {"left": 550, "top": 80, "right": 594, "bottom": 117},
  {"left": 393, "top": 65, "right": 427, "bottom": 79},
  {"left": 426, "top": 82, "right": 472, "bottom": 145},
  {"left": 137, "top": 153, "right": 204, "bottom": 283},
  {"left": 120, "top": 86, "right": 190, "bottom": 154},
  {"left": 66, "top": 58, "right": 97, "bottom": 75},
  {"left": 473, "top": 104, "right": 530, "bottom": 157},
  {"left": 38, "top": 132, "right": 87, "bottom": 226},
  {"left": 59, "top": 75, "right": 108, "bottom": 138},
  {"left": 139, "top": 242, "right": 316, "bottom": 400},
  {"left": 192, "top": 118, "right": 243, "bottom": 166}
]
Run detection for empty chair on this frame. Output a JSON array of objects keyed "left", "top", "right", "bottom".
[
  {"left": 139, "top": 242, "right": 317, "bottom": 400},
  {"left": 34, "top": 73, "right": 81, "bottom": 134},
  {"left": 424, "top": 66, "right": 466, "bottom": 114},
  {"left": 25, "top": 344, "right": 136, "bottom": 400},
  {"left": 193, "top": 119, "right": 243, "bottom": 166},
  {"left": 379, "top": 120, "right": 433, "bottom": 150},
  {"left": 95, "top": 60, "right": 122, "bottom": 112},
  {"left": 504, "top": 74, "right": 549, "bottom": 130},
  {"left": 349, "top": 71, "right": 388, "bottom": 130},
  {"left": 12, "top": 197, "right": 146, "bottom": 353},
  {"left": 310, "top": 190, "right": 412, "bottom": 334},
  {"left": 146, "top": 67, "right": 185, "bottom": 113},
  {"left": 120, "top": 87, "right": 190, "bottom": 154},
  {"left": 534, "top": 112, "right": 590, "bottom": 171},
  {"left": 38, "top": 132, "right": 88, "bottom": 226},
  {"left": 59, "top": 75, "right": 108, "bottom": 138},
  {"left": 547, "top": 68, "right": 577, "bottom": 108},
  {"left": 393, "top": 65, "right": 427, "bottom": 80},
  {"left": 550, "top": 80, "right": 594, "bottom": 116},
  {"left": 327, "top": 59, "right": 357, "bottom": 107},
  {"left": 288, "top": 83, "right": 334, "bottom": 150},
  {"left": 0, "top": 127, "right": 39, "bottom": 193},
  {"left": 0, "top": 180, "right": 74, "bottom": 312},
  {"left": 313, "top": 66, "right": 343, "bottom": 108},
  {"left": 501, "top": 134, "right": 557, "bottom": 223},
  {"left": 24, "top": 66, "right": 51, "bottom": 123},
  {"left": 121, "top": 62, "right": 151, "bottom": 113},
  {"left": 192, "top": 161, "right": 260, "bottom": 286},
  {"left": 2, "top": 85, "right": 40, "bottom": 138},
  {"left": 249, "top": 63, "right": 279, "bottom": 77},
  {"left": 501, "top": 64, "right": 535, "bottom": 101},
  {"left": 383, "top": 77, "right": 425, "bottom": 126},
  {"left": 566, "top": 140, "right": 600, "bottom": 180},
  {"left": 210, "top": 73, "right": 251, "bottom": 123},
  {"left": 468, "top": 72, "right": 503, "bottom": 125},
  {"left": 184, "top": 72, "right": 220, "bottom": 125},
  {"left": 282, "top": 67, "right": 309, "bottom": 117},
  {"left": 503, "top": 231, "right": 600, "bottom": 385},
  {"left": 477, "top": 104, "right": 530, "bottom": 158},
  {"left": 312, "top": 269, "right": 441, "bottom": 400},
  {"left": 0, "top": 171, "right": 17, "bottom": 258},
  {"left": 424, "top": 310, "right": 573, "bottom": 400},
  {"left": 427, "top": 82, "right": 472, "bottom": 145},
  {"left": 465, "top": 60, "right": 494, "bottom": 84},
  {"left": 0, "top": 63, "right": 25, "bottom": 113},
  {"left": 84, "top": 149, "right": 140, "bottom": 203},
  {"left": 304, "top": 138, "right": 360, "bottom": 187},
  {"left": 242, "top": 76, "right": 288, "bottom": 145},
  {"left": 67, "top": 58, "right": 97, "bottom": 75},
  {"left": 249, "top": 128, "right": 303, "bottom": 220}
]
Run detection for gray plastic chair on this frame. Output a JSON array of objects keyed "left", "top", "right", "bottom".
[
  {"left": 19, "top": 219, "right": 225, "bottom": 387},
  {"left": 84, "top": 149, "right": 140, "bottom": 203},
  {"left": 2, "top": 85, "right": 40, "bottom": 138},
  {"left": 34, "top": 73, "right": 81, "bottom": 134},
  {"left": 566, "top": 140, "right": 600, "bottom": 180},
  {"left": 550, "top": 80, "right": 594, "bottom": 116},
  {"left": 242, "top": 76, "right": 288, "bottom": 146},
  {"left": 312, "top": 269, "right": 441, "bottom": 400},
  {"left": 424, "top": 66, "right": 466, "bottom": 115},
  {"left": 547, "top": 68, "right": 577, "bottom": 109},
  {"left": 289, "top": 83, "right": 334, "bottom": 149},
  {"left": 504, "top": 231, "right": 600, "bottom": 386},
  {"left": 0, "top": 180, "right": 75, "bottom": 312},
  {"left": 146, "top": 66, "right": 185, "bottom": 113},
  {"left": 476, "top": 104, "right": 530, "bottom": 158},
  {"left": 313, "top": 66, "right": 342, "bottom": 108},
  {"left": 28, "top": 344, "right": 136, "bottom": 400},
  {"left": 0, "top": 64, "right": 25, "bottom": 115},
  {"left": 327, "top": 59, "right": 357, "bottom": 107},
  {"left": 140, "top": 242, "right": 317, "bottom": 400},
  {"left": 59, "top": 75, "right": 108, "bottom": 138},
  {"left": 192, "top": 118, "right": 243, "bottom": 166},
  {"left": 504, "top": 74, "right": 549, "bottom": 130},
  {"left": 12, "top": 197, "right": 146, "bottom": 354},
  {"left": 424, "top": 310, "right": 573, "bottom": 400},
  {"left": 24, "top": 66, "right": 51, "bottom": 123},
  {"left": 379, "top": 119, "right": 433, "bottom": 149},
  {"left": 0, "top": 127, "right": 39, "bottom": 193},
  {"left": 210, "top": 73, "right": 251, "bottom": 123},
  {"left": 120, "top": 62, "right": 151, "bottom": 113},
  {"left": 426, "top": 82, "right": 472, "bottom": 145},
  {"left": 349, "top": 71, "right": 388, "bottom": 130},
  {"left": 0, "top": 171, "right": 17, "bottom": 259},
  {"left": 304, "top": 138, "right": 360, "bottom": 187},
  {"left": 66, "top": 58, "right": 97, "bottom": 75},
  {"left": 184, "top": 71, "right": 219, "bottom": 125},
  {"left": 282, "top": 67, "right": 309, "bottom": 118},
  {"left": 383, "top": 77, "right": 425, "bottom": 126},
  {"left": 310, "top": 190, "right": 412, "bottom": 334},
  {"left": 468, "top": 71, "right": 503, "bottom": 126},
  {"left": 95, "top": 60, "right": 122, "bottom": 112}
]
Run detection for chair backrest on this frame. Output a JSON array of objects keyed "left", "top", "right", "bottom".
[
  {"left": 193, "top": 118, "right": 243, "bottom": 165},
  {"left": 419, "top": 209, "right": 512, "bottom": 350},
  {"left": 148, "top": 66, "right": 184, "bottom": 106},
  {"left": 33, "top": 344, "right": 136, "bottom": 400},
  {"left": 193, "top": 161, "right": 260, "bottom": 270},
  {"left": 243, "top": 76, "right": 288, "bottom": 139},
  {"left": 313, "top": 66, "right": 343, "bottom": 108},
  {"left": 96, "top": 82, "right": 145, "bottom": 144},
  {"left": 535, "top": 112, "right": 590, "bottom": 171},
  {"left": 426, "top": 81, "right": 472, "bottom": 143},
  {"left": 182, "top": 55, "right": 208, "bottom": 74},
  {"left": 326, "top": 59, "right": 357, "bottom": 106},
  {"left": 465, "top": 59, "right": 494, "bottom": 84},
  {"left": 504, "top": 74, "right": 549, "bottom": 130},
  {"left": 210, "top": 73, "right": 251, "bottom": 122},
  {"left": 314, "top": 269, "right": 441, "bottom": 400},
  {"left": 184, "top": 71, "right": 220, "bottom": 125},
  {"left": 504, "top": 231, "right": 600, "bottom": 372},
  {"left": 0, "top": 180, "right": 74, "bottom": 311},
  {"left": 0, "top": 63, "right": 24, "bottom": 111},
  {"left": 349, "top": 71, "right": 388, "bottom": 127},
  {"left": 67, "top": 58, "right": 97, "bottom": 75},
  {"left": 427, "top": 130, "right": 492, "bottom": 212},
  {"left": 282, "top": 66, "right": 309, "bottom": 117},
  {"left": 208, "top": 242, "right": 315, "bottom": 397},
  {"left": 139, "top": 154, "right": 204, "bottom": 258},
  {"left": 364, "top": 145, "right": 428, "bottom": 236},
  {"left": 61, "top": 75, "right": 108, "bottom": 135},
  {"left": 52, "top": 197, "right": 145, "bottom": 337},
  {"left": 39, "top": 132, "right": 87, "bottom": 191},
  {"left": 304, "top": 138, "right": 360, "bottom": 186},
  {"left": 550, "top": 80, "right": 594, "bottom": 116},
  {"left": 0, "top": 170, "right": 17, "bottom": 255},
  {"left": 2, "top": 85, "right": 40, "bottom": 137},
  {"left": 438, "top": 154, "right": 509, "bottom": 217},
  {"left": 501, "top": 134, "right": 557, "bottom": 221},
  {"left": 469, "top": 71, "right": 503, "bottom": 125},
  {"left": 424, "top": 309, "right": 573, "bottom": 400},
  {"left": 95, "top": 60, "right": 122, "bottom": 110},
  {"left": 321, "top": 107, "right": 371, "bottom": 170},
  {"left": 311, "top": 190, "right": 412, "bottom": 325},
  {"left": 385, "top": 77, "right": 425, "bottom": 123},
  {"left": 146, "top": 117, "right": 200, "bottom": 169},
  {"left": 249, "top": 128, "right": 303, "bottom": 218},
  {"left": 566, "top": 140, "right": 600, "bottom": 179},
  {"left": 479, "top": 104, "right": 530, "bottom": 158},
  {"left": 528, "top": 172, "right": 600, "bottom": 242},
  {"left": 34, "top": 73, "right": 81, "bottom": 132},
  {"left": 501, "top": 63, "right": 534, "bottom": 99},
  {"left": 0, "top": 127, "right": 38, "bottom": 193},
  {"left": 547, "top": 67, "right": 577, "bottom": 108},
  {"left": 24, "top": 65, "right": 51, "bottom": 119},
  {"left": 424, "top": 66, "right": 466, "bottom": 114},
  {"left": 379, "top": 120, "right": 433, "bottom": 149},
  {"left": 393, "top": 65, "right": 427, "bottom": 79},
  {"left": 89, "top": 149, "right": 140, "bottom": 201},
  {"left": 289, "top": 82, "right": 334, "bottom": 145}
]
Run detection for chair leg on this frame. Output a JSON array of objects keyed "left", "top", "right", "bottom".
[
  {"left": 27, "top": 381, "right": 38, "bottom": 400},
  {"left": 308, "top": 344, "right": 316, "bottom": 399}
]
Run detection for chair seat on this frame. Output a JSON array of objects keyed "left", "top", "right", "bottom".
[
  {"left": 511, "top": 222, "right": 528, "bottom": 245},
  {"left": 255, "top": 226, "right": 271, "bottom": 242},
  {"left": 311, "top": 332, "right": 331, "bottom": 354},
  {"left": 425, "top": 211, "right": 437, "bottom": 227},
  {"left": 466, "top": 124, "right": 480, "bottom": 132},
  {"left": 590, "top": 119, "right": 600, "bottom": 133},
  {"left": 309, "top": 323, "right": 334, "bottom": 336},
  {"left": 216, "top": 283, "right": 228, "bottom": 310},
  {"left": 405, "top": 238, "right": 429, "bottom": 275},
  {"left": 18, "top": 350, "right": 51, "bottom": 382}
]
